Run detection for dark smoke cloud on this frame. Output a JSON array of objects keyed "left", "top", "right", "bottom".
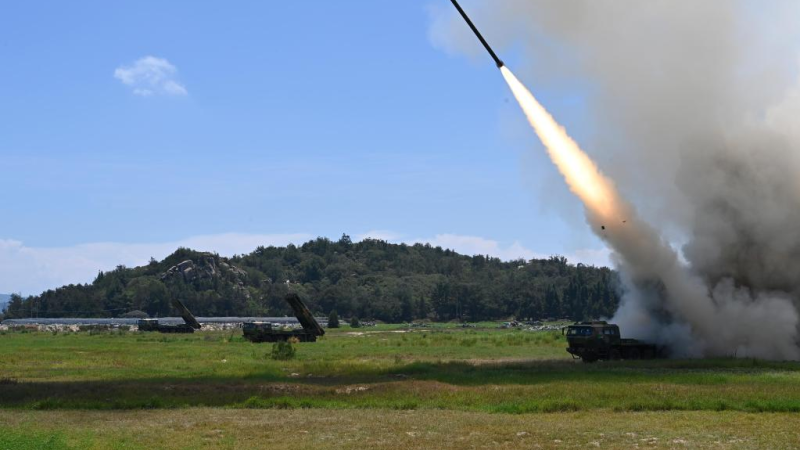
[
  {"left": 430, "top": 0, "right": 800, "bottom": 359},
  {"left": 681, "top": 138, "right": 800, "bottom": 289}
]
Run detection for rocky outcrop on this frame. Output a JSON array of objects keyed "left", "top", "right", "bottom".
[
  {"left": 219, "top": 261, "right": 248, "bottom": 280},
  {"left": 160, "top": 254, "right": 246, "bottom": 285},
  {"left": 158, "top": 254, "right": 251, "bottom": 301}
]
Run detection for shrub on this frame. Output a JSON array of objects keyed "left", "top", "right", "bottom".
[
  {"left": 459, "top": 337, "right": 478, "bottom": 347},
  {"left": 120, "top": 310, "right": 148, "bottom": 319},
  {"left": 350, "top": 317, "right": 361, "bottom": 328},
  {"left": 328, "top": 310, "right": 340, "bottom": 328},
  {"left": 270, "top": 341, "right": 296, "bottom": 360}
]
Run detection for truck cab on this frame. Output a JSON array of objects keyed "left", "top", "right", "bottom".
[
  {"left": 564, "top": 321, "right": 622, "bottom": 362},
  {"left": 137, "top": 318, "right": 159, "bottom": 332}
]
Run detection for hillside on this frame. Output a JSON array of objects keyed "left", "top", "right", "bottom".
[{"left": 2, "top": 235, "right": 619, "bottom": 322}]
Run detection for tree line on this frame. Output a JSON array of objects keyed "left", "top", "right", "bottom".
[{"left": 2, "top": 235, "right": 620, "bottom": 322}]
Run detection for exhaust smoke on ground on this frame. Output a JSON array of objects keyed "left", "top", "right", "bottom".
[{"left": 433, "top": 1, "right": 800, "bottom": 359}]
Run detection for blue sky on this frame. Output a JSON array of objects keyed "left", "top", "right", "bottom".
[{"left": 0, "top": 1, "right": 607, "bottom": 295}]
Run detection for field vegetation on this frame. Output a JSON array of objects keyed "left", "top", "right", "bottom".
[{"left": 1, "top": 325, "right": 799, "bottom": 448}]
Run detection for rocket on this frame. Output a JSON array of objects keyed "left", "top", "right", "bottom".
[{"left": 449, "top": 0, "right": 504, "bottom": 68}]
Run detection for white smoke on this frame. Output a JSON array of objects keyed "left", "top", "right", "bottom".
[{"left": 431, "top": 0, "right": 800, "bottom": 359}]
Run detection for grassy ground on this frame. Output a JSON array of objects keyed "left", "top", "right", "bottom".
[
  {"left": 2, "top": 409, "right": 799, "bottom": 449},
  {"left": 1, "top": 325, "right": 799, "bottom": 448},
  {"left": 0, "top": 325, "right": 568, "bottom": 382}
]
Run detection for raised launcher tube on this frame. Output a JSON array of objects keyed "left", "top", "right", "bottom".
[
  {"left": 172, "top": 298, "right": 201, "bottom": 330},
  {"left": 284, "top": 293, "right": 325, "bottom": 337}
]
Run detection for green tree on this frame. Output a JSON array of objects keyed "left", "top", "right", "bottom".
[
  {"left": 338, "top": 233, "right": 352, "bottom": 248},
  {"left": 123, "top": 277, "right": 169, "bottom": 317},
  {"left": 431, "top": 281, "right": 453, "bottom": 321},
  {"left": 4, "top": 293, "right": 25, "bottom": 319}
]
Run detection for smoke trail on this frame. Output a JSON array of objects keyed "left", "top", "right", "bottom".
[
  {"left": 500, "top": 66, "right": 799, "bottom": 360},
  {"left": 433, "top": 1, "right": 800, "bottom": 359}
]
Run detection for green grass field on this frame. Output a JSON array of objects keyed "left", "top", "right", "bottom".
[{"left": 2, "top": 325, "right": 799, "bottom": 449}]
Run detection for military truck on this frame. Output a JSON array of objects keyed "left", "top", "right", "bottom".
[
  {"left": 563, "top": 321, "right": 665, "bottom": 362},
  {"left": 243, "top": 293, "right": 325, "bottom": 343},
  {"left": 136, "top": 299, "right": 202, "bottom": 334}
]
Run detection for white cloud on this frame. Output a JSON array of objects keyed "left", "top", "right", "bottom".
[{"left": 114, "top": 56, "right": 188, "bottom": 96}]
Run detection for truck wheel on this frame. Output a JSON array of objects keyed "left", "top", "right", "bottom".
[
  {"left": 628, "top": 348, "right": 641, "bottom": 360},
  {"left": 610, "top": 349, "right": 621, "bottom": 360}
]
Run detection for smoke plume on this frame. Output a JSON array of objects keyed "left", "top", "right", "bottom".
[{"left": 432, "top": 1, "right": 800, "bottom": 359}]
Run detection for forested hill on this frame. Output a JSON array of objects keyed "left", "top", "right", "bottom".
[{"left": 2, "top": 235, "right": 620, "bottom": 322}]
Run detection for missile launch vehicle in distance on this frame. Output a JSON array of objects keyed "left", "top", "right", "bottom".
[
  {"left": 243, "top": 293, "right": 325, "bottom": 343},
  {"left": 137, "top": 299, "right": 201, "bottom": 334},
  {"left": 564, "top": 321, "right": 666, "bottom": 362}
]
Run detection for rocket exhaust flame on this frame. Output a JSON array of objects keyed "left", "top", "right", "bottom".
[
  {"left": 501, "top": 67, "right": 620, "bottom": 223},
  {"left": 499, "top": 66, "right": 800, "bottom": 360}
]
